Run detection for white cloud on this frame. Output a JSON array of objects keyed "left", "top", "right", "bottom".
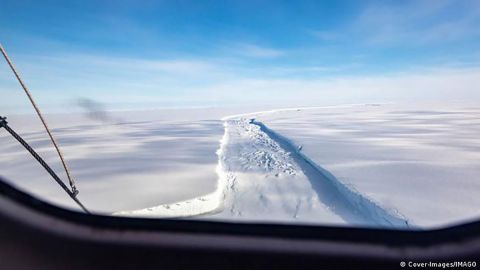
[
  {"left": 3, "top": 48, "right": 480, "bottom": 113},
  {"left": 352, "top": 0, "right": 480, "bottom": 46},
  {"left": 310, "top": 30, "right": 340, "bottom": 41},
  {"left": 195, "top": 67, "right": 480, "bottom": 107},
  {"left": 28, "top": 54, "right": 223, "bottom": 76},
  {"left": 231, "top": 43, "right": 285, "bottom": 58}
]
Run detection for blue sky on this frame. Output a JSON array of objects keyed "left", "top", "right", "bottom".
[{"left": 1, "top": 0, "right": 480, "bottom": 113}]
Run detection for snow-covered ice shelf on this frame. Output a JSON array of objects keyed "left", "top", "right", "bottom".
[
  {"left": 3, "top": 105, "right": 480, "bottom": 229},
  {"left": 255, "top": 104, "right": 480, "bottom": 228},
  {"left": 210, "top": 118, "right": 409, "bottom": 227},
  {"left": 0, "top": 109, "right": 226, "bottom": 213}
]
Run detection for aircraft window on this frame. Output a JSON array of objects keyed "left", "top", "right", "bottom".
[{"left": 1, "top": 1, "right": 480, "bottom": 230}]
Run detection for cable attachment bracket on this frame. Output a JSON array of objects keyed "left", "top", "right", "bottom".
[{"left": 0, "top": 116, "right": 7, "bottom": 127}]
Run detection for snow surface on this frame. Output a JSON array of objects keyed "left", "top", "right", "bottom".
[
  {"left": 2, "top": 104, "right": 480, "bottom": 228},
  {"left": 0, "top": 108, "right": 231, "bottom": 213},
  {"left": 209, "top": 118, "right": 409, "bottom": 227},
  {"left": 255, "top": 104, "right": 480, "bottom": 227}
]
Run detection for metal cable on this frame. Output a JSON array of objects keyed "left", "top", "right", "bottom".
[
  {"left": 0, "top": 43, "right": 78, "bottom": 195},
  {"left": 0, "top": 116, "right": 90, "bottom": 213}
]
